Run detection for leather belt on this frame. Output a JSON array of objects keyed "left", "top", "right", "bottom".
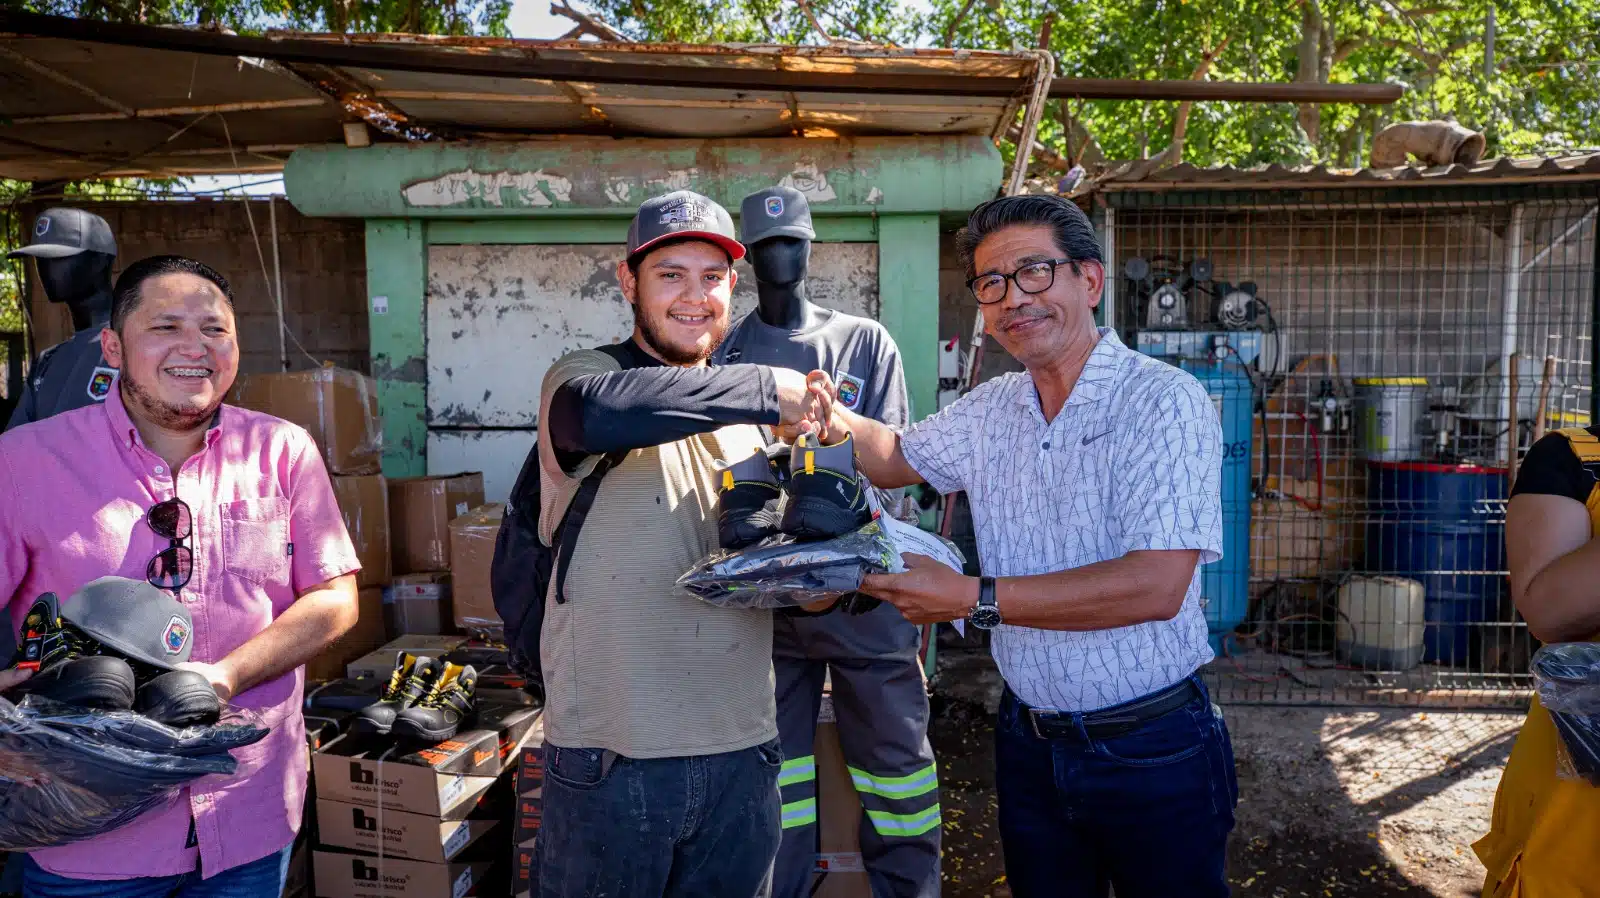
[{"left": 1018, "top": 678, "right": 1201, "bottom": 741}]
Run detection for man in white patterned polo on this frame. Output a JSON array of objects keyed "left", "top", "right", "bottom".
[{"left": 807, "top": 194, "right": 1236, "bottom": 897}]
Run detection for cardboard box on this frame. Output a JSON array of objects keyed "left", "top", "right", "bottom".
[
  {"left": 334, "top": 475, "right": 392, "bottom": 589},
  {"left": 389, "top": 474, "right": 485, "bottom": 574},
  {"left": 230, "top": 367, "right": 382, "bottom": 475},
  {"left": 509, "top": 735, "right": 546, "bottom": 896},
  {"left": 384, "top": 574, "right": 452, "bottom": 637},
  {"left": 511, "top": 835, "right": 536, "bottom": 898},
  {"left": 813, "top": 694, "right": 871, "bottom": 898},
  {"left": 304, "top": 677, "right": 384, "bottom": 715},
  {"left": 307, "top": 589, "right": 389, "bottom": 683},
  {"left": 474, "top": 705, "right": 541, "bottom": 773},
  {"left": 315, "top": 799, "right": 498, "bottom": 863},
  {"left": 313, "top": 849, "right": 496, "bottom": 898},
  {"left": 312, "top": 729, "right": 503, "bottom": 817},
  {"left": 448, "top": 504, "right": 503, "bottom": 634},
  {"left": 347, "top": 635, "right": 468, "bottom": 681}
]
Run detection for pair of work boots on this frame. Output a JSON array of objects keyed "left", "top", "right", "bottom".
[
  {"left": 353, "top": 653, "right": 478, "bottom": 742},
  {"left": 717, "top": 433, "right": 874, "bottom": 551},
  {"left": 9, "top": 594, "right": 219, "bottom": 728}
]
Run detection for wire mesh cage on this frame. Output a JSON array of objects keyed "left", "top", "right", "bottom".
[{"left": 1104, "top": 182, "right": 1598, "bottom": 707}]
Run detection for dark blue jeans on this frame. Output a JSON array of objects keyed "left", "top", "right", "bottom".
[
  {"left": 537, "top": 739, "right": 783, "bottom": 898},
  {"left": 995, "top": 677, "right": 1238, "bottom": 898},
  {"left": 21, "top": 846, "right": 291, "bottom": 898}
]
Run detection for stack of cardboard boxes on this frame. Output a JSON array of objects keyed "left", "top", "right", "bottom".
[{"left": 386, "top": 474, "right": 486, "bottom": 637}]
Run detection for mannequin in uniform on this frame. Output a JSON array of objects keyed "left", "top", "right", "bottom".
[
  {"left": 714, "top": 187, "right": 940, "bottom": 898},
  {"left": 5, "top": 207, "right": 119, "bottom": 432}
]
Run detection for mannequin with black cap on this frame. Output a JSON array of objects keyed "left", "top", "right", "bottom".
[
  {"left": 713, "top": 186, "right": 940, "bottom": 898},
  {"left": 4, "top": 207, "right": 119, "bottom": 431}
]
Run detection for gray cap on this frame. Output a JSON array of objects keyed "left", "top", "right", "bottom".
[
  {"left": 8, "top": 208, "right": 117, "bottom": 260},
  {"left": 60, "top": 576, "right": 193, "bottom": 670},
  {"left": 626, "top": 190, "right": 745, "bottom": 262},
  {"left": 740, "top": 186, "right": 814, "bottom": 246}
]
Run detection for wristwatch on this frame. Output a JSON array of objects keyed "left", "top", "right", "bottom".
[{"left": 969, "top": 576, "right": 1002, "bottom": 630}]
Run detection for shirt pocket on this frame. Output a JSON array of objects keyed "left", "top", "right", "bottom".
[{"left": 220, "top": 497, "right": 291, "bottom": 587}]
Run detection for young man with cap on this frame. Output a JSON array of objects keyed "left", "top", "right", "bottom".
[
  {"left": 0, "top": 254, "right": 362, "bottom": 897},
  {"left": 5, "top": 207, "right": 121, "bottom": 431},
  {"left": 714, "top": 186, "right": 939, "bottom": 898},
  {"left": 534, "top": 190, "right": 833, "bottom": 898}
]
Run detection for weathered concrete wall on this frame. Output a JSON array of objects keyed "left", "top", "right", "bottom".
[
  {"left": 425, "top": 241, "right": 879, "bottom": 501},
  {"left": 22, "top": 198, "right": 368, "bottom": 376}
]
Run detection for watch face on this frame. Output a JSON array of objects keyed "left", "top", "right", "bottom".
[{"left": 969, "top": 605, "right": 1003, "bottom": 630}]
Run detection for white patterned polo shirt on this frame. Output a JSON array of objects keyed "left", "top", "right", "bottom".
[{"left": 901, "top": 327, "right": 1222, "bottom": 712}]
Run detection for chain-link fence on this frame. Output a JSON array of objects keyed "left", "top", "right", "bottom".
[{"left": 1102, "top": 181, "right": 1597, "bottom": 708}]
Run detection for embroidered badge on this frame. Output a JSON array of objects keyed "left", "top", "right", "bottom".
[
  {"left": 163, "top": 616, "right": 190, "bottom": 655},
  {"left": 34, "top": 218, "right": 50, "bottom": 238},
  {"left": 765, "top": 195, "right": 784, "bottom": 218},
  {"left": 722, "top": 346, "right": 743, "bottom": 364},
  {"left": 87, "top": 367, "right": 116, "bottom": 401},
  {"left": 836, "top": 371, "right": 865, "bottom": 409}
]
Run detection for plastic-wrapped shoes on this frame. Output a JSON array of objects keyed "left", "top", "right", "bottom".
[{"left": 11, "top": 594, "right": 136, "bottom": 713}]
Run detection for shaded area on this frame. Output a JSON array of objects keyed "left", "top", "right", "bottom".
[{"left": 929, "top": 649, "right": 1522, "bottom": 898}]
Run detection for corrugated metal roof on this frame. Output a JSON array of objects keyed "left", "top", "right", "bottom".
[
  {"left": 0, "top": 16, "right": 1040, "bottom": 181},
  {"left": 1082, "top": 153, "right": 1600, "bottom": 194}
]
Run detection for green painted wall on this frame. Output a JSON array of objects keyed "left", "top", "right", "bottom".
[
  {"left": 287, "top": 138, "right": 1004, "bottom": 474},
  {"left": 285, "top": 137, "right": 1001, "bottom": 219},
  {"left": 364, "top": 220, "right": 428, "bottom": 478},
  {"left": 877, "top": 215, "right": 941, "bottom": 421}
]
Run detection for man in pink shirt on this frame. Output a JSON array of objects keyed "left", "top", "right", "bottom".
[{"left": 0, "top": 254, "right": 362, "bottom": 897}]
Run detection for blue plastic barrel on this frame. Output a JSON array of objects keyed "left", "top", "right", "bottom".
[
  {"left": 1179, "top": 359, "right": 1253, "bottom": 652},
  {"left": 1363, "top": 462, "right": 1507, "bottom": 666}
]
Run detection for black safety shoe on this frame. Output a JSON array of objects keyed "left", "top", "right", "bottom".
[
  {"left": 11, "top": 593, "right": 136, "bottom": 712},
  {"left": 717, "top": 446, "right": 788, "bottom": 550},
  {"left": 780, "top": 433, "right": 873, "bottom": 540},
  {"left": 352, "top": 653, "right": 439, "bottom": 736},
  {"left": 135, "top": 670, "right": 220, "bottom": 728},
  {"left": 392, "top": 663, "right": 478, "bottom": 742}
]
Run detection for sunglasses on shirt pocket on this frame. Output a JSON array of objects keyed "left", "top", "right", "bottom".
[{"left": 146, "top": 497, "right": 193, "bottom": 592}]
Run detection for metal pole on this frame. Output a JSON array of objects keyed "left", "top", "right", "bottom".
[
  {"left": 269, "top": 196, "right": 288, "bottom": 372},
  {"left": 1592, "top": 194, "right": 1600, "bottom": 426},
  {"left": 1499, "top": 204, "right": 1524, "bottom": 464}
]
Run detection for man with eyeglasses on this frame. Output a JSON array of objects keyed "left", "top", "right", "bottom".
[
  {"left": 791, "top": 195, "right": 1236, "bottom": 897},
  {"left": 0, "top": 255, "right": 361, "bottom": 896}
]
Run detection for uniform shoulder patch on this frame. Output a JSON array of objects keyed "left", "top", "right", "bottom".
[
  {"left": 835, "top": 370, "right": 865, "bottom": 409},
  {"left": 88, "top": 366, "right": 117, "bottom": 401}
]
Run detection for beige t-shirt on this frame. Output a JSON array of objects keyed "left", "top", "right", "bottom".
[{"left": 536, "top": 348, "right": 776, "bottom": 758}]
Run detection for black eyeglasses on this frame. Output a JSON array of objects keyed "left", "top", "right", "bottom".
[
  {"left": 146, "top": 497, "right": 193, "bottom": 592},
  {"left": 967, "top": 257, "right": 1082, "bottom": 305}
]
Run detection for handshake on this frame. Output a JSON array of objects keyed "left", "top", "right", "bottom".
[{"left": 772, "top": 368, "right": 845, "bottom": 445}]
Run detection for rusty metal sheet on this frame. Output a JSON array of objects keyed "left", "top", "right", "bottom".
[{"left": 426, "top": 242, "right": 878, "bottom": 429}]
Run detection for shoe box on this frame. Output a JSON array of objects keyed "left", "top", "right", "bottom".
[
  {"left": 345, "top": 635, "right": 469, "bottom": 681},
  {"left": 229, "top": 367, "right": 382, "bottom": 476},
  {"left": 508, "top": 712, "right": 547, "bottom": 898},
  {"left": 388, "top": 473, "right": 484, "bottom": 576},
  {"left": 447, "top": 505, "right": 503, "bottom": 637},
  {"left": 308, "top": 708, "right": 540, "bottom": 898},
  {"left": 333, "top": 474, "right": 393, "bottom": 590}
]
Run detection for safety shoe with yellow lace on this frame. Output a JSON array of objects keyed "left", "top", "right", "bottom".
[
  {"left": 780, "top": 432, "right": 873, "bottom": 540},
  {"left": 393, "top": 663, "right": 478, "bottom": 742},
  {"left": 716, "top": 445, "right": 789, "bottom": 550},
  {"left": 352, "top": 653, "right": 440, "bottom": 736}
]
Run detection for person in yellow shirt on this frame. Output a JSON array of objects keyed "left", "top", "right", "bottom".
[{"left": 1474, "top": 426, "right": 1600, "bottom": 897}]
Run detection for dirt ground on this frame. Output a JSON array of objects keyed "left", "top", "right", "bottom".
[{"left": 929, "top": 653, "right": 1524, "bottom": 898}]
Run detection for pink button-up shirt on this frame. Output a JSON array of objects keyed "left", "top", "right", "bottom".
[{"left": 0, "top": 386, "right": 360, "bottom": 880}]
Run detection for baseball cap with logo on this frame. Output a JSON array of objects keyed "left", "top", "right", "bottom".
[
  {"left": 740, "top": 186, "right": 815, "bottom": 246},
  {"left": 626, "top": 190, "right": 745, "bottom": 264},
  {"left": 8, "top": 207, "right": 118, "bottom": 260},
  {"left": 59, "top": 576, "right": 194, "bottom": 671}
]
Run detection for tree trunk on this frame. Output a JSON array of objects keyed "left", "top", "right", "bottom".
[{"left": 1296, "top": 0, "right": 1330, "bottom": 144}]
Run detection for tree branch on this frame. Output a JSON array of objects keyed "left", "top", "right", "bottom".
[
  {"left": 550, "top": 2, "right": 631, "bottom": 41},
  {"left": 940, "top": 0, "right": 979, "bottom": 48},
  {"left": 1131, "top": 37, "right": 1230, "bottom": 175}
]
